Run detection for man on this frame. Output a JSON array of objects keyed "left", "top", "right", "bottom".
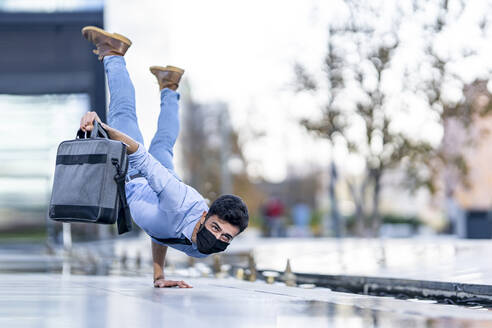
[{"left": 78, "top": 26, "right": 249, "bottom": 288}]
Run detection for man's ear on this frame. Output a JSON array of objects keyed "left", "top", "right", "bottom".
[{"left": 200, "top": 211, "right": 207, "bottom": 224}]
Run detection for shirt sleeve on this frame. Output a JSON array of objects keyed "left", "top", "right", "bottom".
[{"left": 128, "top": 142, "right": 187, "bottom": 210}]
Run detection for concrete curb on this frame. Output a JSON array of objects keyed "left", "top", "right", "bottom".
[{"left": 259, "top": 269, "right": 492, "bottom": 305}]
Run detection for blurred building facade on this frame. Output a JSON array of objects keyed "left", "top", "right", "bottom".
[
  {"left": 442, "top": 82, "right": 492, "bottom": 210},
  {"left": 0, "top": 3, "right": 105, "bottom": 235},
  {"left": 440, "top": 81, "right": 492, "bottom": 237}
]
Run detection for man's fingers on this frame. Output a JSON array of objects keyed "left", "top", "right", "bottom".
[
  {"left": 153, "top": 279, "right": 193, "bottom": 288},
  {"left": 80, "top": 124, "right": 93, "bottom": 132},
  {"left": 80, "top": 112, "right": 97, "bottom": 132},
  {"left": 80, "top": 112, "right": 97, "bottom": 124},
  {"left": 89, "top": 111, "right": 101, "bottom": 123},
  {"left": 154, "top": 280, "right": 178, "bottom": 288},
  {"left": 178, "top": 281, "right": 193, "bottom": 288},
  {"left": 176, "top": 280, "right": 192, "bottom": 288}
]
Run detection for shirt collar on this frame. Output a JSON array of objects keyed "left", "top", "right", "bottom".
[{"left": 182, "top": 216, "right": 200, "bottom": 249}]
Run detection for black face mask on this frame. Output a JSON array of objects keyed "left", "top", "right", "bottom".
[{"left": 196, "top": 224, "right": 229, "bottom": 255}]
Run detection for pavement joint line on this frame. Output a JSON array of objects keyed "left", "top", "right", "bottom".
[
  {"left": 252, "top": 289, "right": 301, "bottom": 298},
  {"left": 52, "top": 275, "right": 306, "bottom": 304},
  {"left": 208, "top": 283, "right": 300, "bottom": 298},
  {"left": 46, "top": 275, "right": 167, "bottom": 304}
]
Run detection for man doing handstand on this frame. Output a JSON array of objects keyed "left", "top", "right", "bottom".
[{"left": 78, "top": 26, "right": 249, "bottom": 288}]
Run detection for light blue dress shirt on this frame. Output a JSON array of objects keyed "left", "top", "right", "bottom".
[{"left": 125, "top": 142, "right": 209, "bottom": 258}]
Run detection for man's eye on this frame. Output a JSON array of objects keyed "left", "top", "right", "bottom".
[{"left": 212, "top": 225, "right": 219, "bottom": 231}]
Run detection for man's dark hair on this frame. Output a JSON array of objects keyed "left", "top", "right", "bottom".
[{"left": 206, "top": 194, "right": 249, "bottom": 233}]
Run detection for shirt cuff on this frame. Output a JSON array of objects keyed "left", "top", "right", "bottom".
[
  {"left": 128, "top": 141, "right": 146, "bottom": 158},
  {"left": 127, "top": 142, "right": 148, "bottom": 173}
]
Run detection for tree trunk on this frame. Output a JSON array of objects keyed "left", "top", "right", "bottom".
[
  {"left": 329, "top": 162, "right": 341, "bottom": 237},
  {"left": 370, "top": 170, "right": 382, "bottom": 237},
  {"left": 347, "top": 178, "right": 368, "bottom": 237}
]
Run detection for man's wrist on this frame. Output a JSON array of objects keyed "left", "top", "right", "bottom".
[
  {"left": 153, "top": 275, "right": 164, "bottom": 283},
  {"left": 127, "top": 141, "right": 139, "bottom": 155}
]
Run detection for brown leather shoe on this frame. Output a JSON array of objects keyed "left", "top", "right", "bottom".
[
  {"left": 149, "top": 65, "right": 185, "bottom": 91},
  {"left": 81, "top": 26, "right": 132, "bottom": 61}
]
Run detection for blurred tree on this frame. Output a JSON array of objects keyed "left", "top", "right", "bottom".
[
  {"left": 179, "top": 89, "right": 263, "bottom": 213},
  {"left": 420, "top": 1, "right": 492, "bottom": 201},
  {"left": 295, "top": 0, "right": 491, "bottom": 236}
]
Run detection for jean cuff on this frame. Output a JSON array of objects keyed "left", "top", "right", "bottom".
[
  {"left": 103, "top": 55, "right": 125, "bottom": 69},
  {"left": 160, "top": 88, "right": 180, "bottom": 101}
]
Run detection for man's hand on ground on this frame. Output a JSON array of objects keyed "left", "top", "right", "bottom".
[{"left": 153, "top": 278, "right": 192, "bottom": 288}]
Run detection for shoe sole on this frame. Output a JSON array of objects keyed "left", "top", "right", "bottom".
[
  {"left": 149, "top": 65, "right": 185, "bottom": 75},
  {"left": 81, "top": 26, "right": 132, "bottom": 46}
]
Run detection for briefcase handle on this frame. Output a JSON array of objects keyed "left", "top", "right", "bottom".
[{"left": 76, "top": 120, "right": 109, "bottom": 139}]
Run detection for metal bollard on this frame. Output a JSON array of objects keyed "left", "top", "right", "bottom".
[
  {"left": 236, "top": 268, "right": 245, "bottom": 280},
  {"left": 282, "top": 259, "right": 296, "bottom": 287},
  {"left": 263, "top": 271, "right": 279, "bottom": 284},
  {"left": 188, "top": 256, "right": 196, "bottom": 268},
  {"left": 247, "top": 252, "right": 257, "bottom": 282},
  {"left": 213, "top": 254, "right": 221, "bottom": 276},
  {"left": 120, "top": 250, "right": 127, "bottom": 268},
  {"left": 135, "top": 251, "right": 141, "bottom": 269}
]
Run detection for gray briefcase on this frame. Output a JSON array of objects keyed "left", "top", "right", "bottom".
[{"left": 49, "top": 121, "right": 132, "bottom": 234}]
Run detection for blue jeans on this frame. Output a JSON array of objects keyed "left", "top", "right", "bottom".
[{"left": 103, "top": 56, "right": 181, "bottom": 180}]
